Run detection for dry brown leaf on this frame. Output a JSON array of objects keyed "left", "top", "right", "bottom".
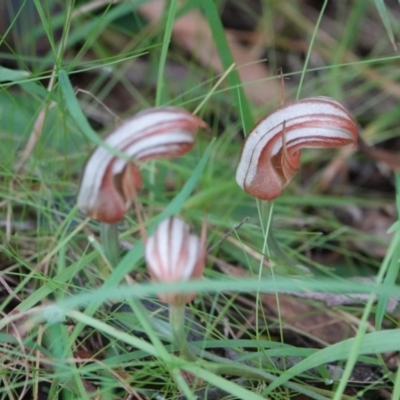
[
  {"left": 262, "top": 294, "right": 353, "bottom": 344},
  {"left": 212, "top": 258, "right": 363, "bottom": 344},
  {"left": 138, "top": 0, "right": 281, "bottom": 107}
]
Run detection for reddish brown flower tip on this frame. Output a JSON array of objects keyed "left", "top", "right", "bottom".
[
  {"left": 145, "top": 217, "right": 206, "bottom": 305},
  {"left": 77, "top": 108, "right": 208, "bottom": 223},
  {"left": 236, "top": 96, "right": 358, "bottom": 200}
]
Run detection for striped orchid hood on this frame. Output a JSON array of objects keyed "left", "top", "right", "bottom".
[
  {"left": 145, "top": 216, "right": 206, "bottom": 305},
  {"left": 236, "top": 96, "right": 358, "bottom": 200},
  {"left": 77, "top": 107, "right": 208, "bottom": 223}
]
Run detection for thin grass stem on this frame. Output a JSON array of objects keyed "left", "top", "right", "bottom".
[
  {"left": 155, "top": 0, "right": 178, "bottom": 106},
  {"left": 296, "top": 0, "right": 328, "bottom": 99}
]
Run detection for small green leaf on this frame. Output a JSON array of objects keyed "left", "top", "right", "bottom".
[{"left": 0, "top": 66, "right": 30, "bottom": 82}]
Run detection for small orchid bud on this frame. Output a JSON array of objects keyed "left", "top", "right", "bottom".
[
  {"left": 236, "top": 96, "right": 358, "bottom": 200},
  {"left": 145, "top": 217, "right": 206, "bottom": 306},
  {"left": 77, "top": 108, "right": 208, "bottom": 223}
]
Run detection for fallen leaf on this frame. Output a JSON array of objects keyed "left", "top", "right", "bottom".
[{"left": 262, "top": 294, "right": 353, "bottom": 344}]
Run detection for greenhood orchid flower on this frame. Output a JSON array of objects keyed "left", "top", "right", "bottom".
[
  {"left": 77, "top": 108, "right": 208, "bottom": 223},
  {"left": 236, "top": 96, "right": 358, "bottom": 200},
  {"left": 145, "top": 216, "right": 206, "bottom": 306}
]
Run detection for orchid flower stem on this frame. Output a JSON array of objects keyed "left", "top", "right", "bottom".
[
  {"left": 169, "top": 304, "right": 197, "bottom": 361},
  {"left": 100, "top": 222, "right": 120, "bottom": 267},
  {"left": 260, "top": 201, "right": 311, "bottom": 276}
]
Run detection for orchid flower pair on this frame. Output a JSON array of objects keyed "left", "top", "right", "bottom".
[
  {"left": 77, "top": 97, "right": 358, "bottom": 305},
  {"left": 77, "top": 107, "right": 208, "bottom": 305}
]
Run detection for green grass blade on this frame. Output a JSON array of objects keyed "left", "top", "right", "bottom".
[
  {"left": 67, "top": 309, "right": 159, "bottom": 356},
  {"left": 155, "top": 0, "right": 178, "bottom": 106},
  {"left": 263, "top": 329, "right": 400, "bottom": 395},
  {"left": 201, "top": 0, "right": 254, "bottom": 133},
  {"left": 375, "top": 173, "right": 400, "bottom": 328},
  {"left": 296, "top": 0, "right": 328, "bottom": 99},
  {"left": 27, "top": 277, "right": 400, "bottom": 320},
  {"left": 374, "top": 0, "right": 398, "bottom": 50},
  {"left": 0, "top": 66, "right": 29, "bottom": 82},
  {"left": 16, "top": 251, "right": 98, "bottom": 312},
  {"left": 32, "top": 0, "right": 57, "bottom": 60},
  {"left": 393, "top": 354, "right": 400, "bottom": 400},
  {"left": 375, "top": 231, "right": 400, "bottom": 328},
  {"left": 184, "top": 365, "right": 265, "bottom": 400},
  {"left": 58, "top": 69, "right": 130, "bottom": 159}
]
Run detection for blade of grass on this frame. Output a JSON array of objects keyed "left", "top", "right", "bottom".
[
  {"left": 58, "top": 69, "right": 131, "bottom": 160},
  {"left": 32, "top": 0, "right": 57, "bottom": 61},
  {"left": 263, "top": 328, "right": 400, "bottom": 395},
  {"left": 324, "top": 207, "right": 400, "bottom": 400},
  {"left": 155, "top": 0, "right": 178, "bottom": 106},
  {"left": 171, "top": 368, "right": 196, "bottom": 400},
  {"left": 0, "top": 66, "right": 30, "bottom": 82},
  {"left": 393, "top": 354, "right": 400, "bottom": 400},
  {"left": 329, "top": 0, "right": 368, "bottom": 100},
  {"left": 6, "top": 212, "right": 95, "bottom": 314},
  {"left": 184, "top": 365, "right": 265, "bottom": 400},
  {"left": 201, "top": 0, "right": 254, "bottom": 133},
  {"left": 374, "top": 0, "right": 398, "bottom": 50},
  {"left": 296, "top": 0, "right": 328, "bottom": 99},
  {"left": 375, "top": 231, "right": 400, "bottom": 328},
  {"left": 375, "top": 173, "right": 400, "bottom": 328},
  {"left": 27, "top": 277, "right": 400, "bottom": 321},
  {"left": 67, "top": 309, "right": 159, "bottom": 356},
  {"left": 46, "top": 323, "right": 90, "bottom": 399},
  {"left": 332, "top": 227, "right": 400, "bottom": 399},
  {"left": 14, "top": 250, "right": 98, "bottom": 313}
]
